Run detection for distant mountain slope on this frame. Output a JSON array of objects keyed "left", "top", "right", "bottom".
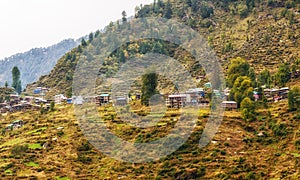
[
  {"left": 29, "top": 0, "right": 300, "bottom": 97},
  {"left": 0, "top": 39, "right": 79, "bottom": 88}
]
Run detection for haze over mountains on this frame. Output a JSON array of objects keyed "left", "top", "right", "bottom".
[{"left": 0, "top": 39, "right": 79, "bottom": 89}]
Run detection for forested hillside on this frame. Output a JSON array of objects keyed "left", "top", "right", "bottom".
[{"left": 29, "top": 0, "right": 300, "bottom": 96}]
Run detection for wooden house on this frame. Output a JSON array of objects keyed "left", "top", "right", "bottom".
[
  {"left": 222, "top": 101, "right": 238, "bottom": 110},
  {"left": 166, "top": 94, "right": 190, "bottom": 108},
  {"left": 96, "top": 94, "right": 110, "bottom": 106},
  {"left": 115, "top": 96, "right": 127, "bottom": 106}
]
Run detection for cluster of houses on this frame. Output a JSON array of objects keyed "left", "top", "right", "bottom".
[
  {"left": 0, "top": 85, "right": 291, "bottom": 114},
  {"left": 53, "top": 85, "right": 290, "bottom": 110},
  {"left": 263, "top": 87, "right": 290, "bottom": 102},
  {"left": 0, "top": 93, "right": 50, "bottom": 114}
]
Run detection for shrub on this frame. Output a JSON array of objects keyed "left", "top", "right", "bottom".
[
  {"left": 271, "top": 123, "right": 288, "bottom": 137},
  {"left": 295, "top": 139, "right": 300, "bottom": 150},
  {"left": 11, "top": 144, "right": 28, "bottom": 156}
]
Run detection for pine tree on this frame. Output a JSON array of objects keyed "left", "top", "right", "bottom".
[
  {"left": 164, "top": 0, "right": 173, "bottom": 19},
  {"left": 141, "top": 73, "right": 158, "bottom": 106},
  {"left": 81, "top": 38, "right": 87, "bottom": 47},
  {"left": 12, "top": 66, "right": 22, "bottom": 94},
  {"left": 88, "top": 32, "right": 94, "bottom": 42},
  {"left": 122, "top": 11, "right": 127, "bottom": 23}
]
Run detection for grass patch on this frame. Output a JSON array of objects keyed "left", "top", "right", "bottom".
[
  {"left": 4, "top": 169, "right": 13, "bottom": 176},
  {"left": 26, "top": 127, "right": 48, "bottom": 135},
  {"left": 28, "top": 143, "right": 43, "bottom": 150},
  {"left": 0, "top": 138, "right": 25, "bottom": 148},
  {"left": 291, "top": 153, "right": 300, "bottom": 158},
  {"left": 25, "top": 161, "right": 39, "bottom": 167},
  {"left": 55, "top": 176, "right": 70, "bottom": 180}
]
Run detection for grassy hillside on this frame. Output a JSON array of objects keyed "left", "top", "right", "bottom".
[
  {"left": 0, "top": 99, "right": 299, "bottom": 179},
  {"left": 12, "top": 0, "right": 300, "bottom": 179}
]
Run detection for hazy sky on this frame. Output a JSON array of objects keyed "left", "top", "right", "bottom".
[{"left": 0, "top": 0, "right": 153, "bottom": 59}]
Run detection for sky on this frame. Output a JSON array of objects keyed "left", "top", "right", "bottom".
[{"left": 0, "top": 0, "right": 153, "bottom": 59}]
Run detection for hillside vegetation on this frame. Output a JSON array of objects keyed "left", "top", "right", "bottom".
[
  {"left": 4, "top": 0, "right": 299, "bottom": 179},
  {"left": 0, "top": 100, "right": 299, "bottom": 179},
  {"left": 28, "top": 0, "right": 300, "bottom": 96}
]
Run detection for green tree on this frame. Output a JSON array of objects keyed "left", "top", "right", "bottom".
[
  {"left": 88, "top": 32, "right": 94, "bottom": 42},
  {"left": 164, "top": 0, "right": 173, "bottom": 19},
  {"left": 200, "top": 4, "right": 214, "bottom": 18},
  {"left": 122, "top": 11, "right": 127, "bottom": 23},
  {"left": 50, "top": 101, "right": 55, "bottom": 112},
  {"left": 81, "top": 38, "right": 87, "bottom": 47},
  {"left": 288, "top": 87, "right": 300, "bottom": 111},
  {"left": 229, "top": 76, "right": 254, "bottom": 108},
  {"left": 12, "top": 66, "right": 22, "bottom": 94},
  {"left": 141, "top": 73, "right": 158, "bottom": 106},
  {"left": 275, "top": 63, "right": 290, "bottom": 86},
  {"left": 227, "top": 57, "right": 250, "bottom": 88},
  {"left": 241, "top": 97, "right": 256, "bottom": 121},
  {"left": 258, "top": 69, "right": 271, "bottom": 87},
  {"left": 4, "top": 81, "right": 8, "bottom": 88},
  {"left": 248, "top": 67, "right": 256, "bottom": 87}
]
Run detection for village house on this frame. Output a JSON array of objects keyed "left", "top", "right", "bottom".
[
  {"left": 115, "top": 96, "right": 127, "bottom": 106},
  {"left": 263, "top": 87, "right": 289, "bottom": 101},
  {"left": 96, "top": 94, "right": 110, "bottom": 106},
  {"left": 6, "top": 120, "right": 24, "bottom": 130},
  {"left": 186, "top": 88, "right": 205, "bottom": 104},
  {"left": 222, "top": 101, "right": 238, "bottom": 110},
  {"left": 54, "top": 94, "right": 67, "bottom": 104},
  {"left": 166, "top": 94, "right": 190, "bottom": 108},
  {"left": 73, "top": 96, "right": 84, "bottom": 105},
  {"left": 33, "top": 87, "right": 49, "bottom": 95}
]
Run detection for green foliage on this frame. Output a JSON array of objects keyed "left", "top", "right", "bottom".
[
  {"left": 229, "top": 76, "right": 254, "bottom": 107},
  {"left": 271, "top": 123, "right": 288, "bottom": 137},
  {"left": 288, "top": 87, "right": 300, "bottom": 111},
  {"left": 295, "top": 139, "right": 300, "bottom": 150},
  {"left": 50, "top": 101, "right": 55, "bottom": 112},
  {"left": 11, "top": 144, "right": 28, "bottom": 156},
  {"left": 275, "top": 63, "right": 291, "bottom": 86},
  {"left": 28, "top": 143, "right": 43, "bottom": 150},
  {"left": 25, "top": 162, "right": 39, "bottom": 167},
  {"left": 237, "top": 4, "right": 249, "bottom": 18},
  {"left": 227, "top": 57, "right": 250, "bottom": 88},
  {"left": 248, "top": 67, "right": 256, "bottom": 87},
  {"left": 164, "top": 0, "right": 172, "bottom": 19},
  {"left": 12, "top": 66, "right": 22, "bottom": 94},
  {"left": 241, "top": 97, "right": 256, "bottom": 121},
  {"left": 141, "top": 73, "right": 158, "bottom": 106},
  {"left": 245, "top": 172, "right": 257, "bottom": 180},
  {"left": 122, "top": 11, "right": 127, "bottom": 23},
  {"left": 81, "top": 38, "right": 87, "bottom": 47},
  {"left": 258, "top": 69, "right": 271, "bottom": 87},
  {"left": 200, "top": 4, "right": 214, "bottom": 18},
  {"left": 88, "top": 32, "right": 94, "bottom": 42},
  {"left": 77, "top": 142, "right": 92, "bottom": 151}
]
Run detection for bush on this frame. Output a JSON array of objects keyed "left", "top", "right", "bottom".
[
  {"left": 271, "top": 123, "right": 288, "bottom": 137},
  {"left": 77, "top": 155, "right": 92, "bottom": 164},
  {"left": 295, "top": 139, "right": 300, "bottom": 150},
  {"left": 11, "top": 144, "right": 28, "bottom": 156},
  {"left": 245, "top": 172, "right": 257, "bottom": 180}
]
